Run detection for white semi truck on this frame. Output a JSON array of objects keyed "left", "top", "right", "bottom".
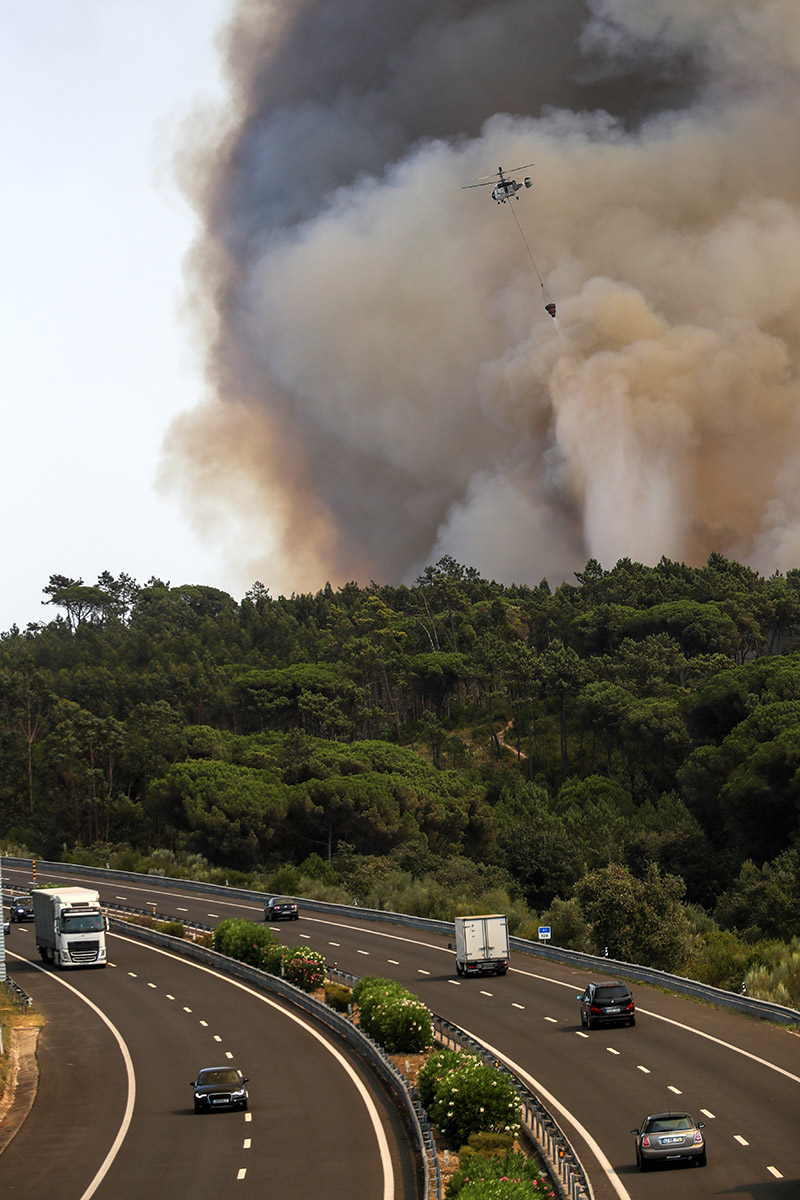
[
  {"left": 453, "top": 913, "right": 510, "bottom": 976},
  {"left": 33, "top": 887, "right": 107, "bottom": 967}
]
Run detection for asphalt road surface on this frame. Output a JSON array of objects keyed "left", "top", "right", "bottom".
[
  {"left": 5, "top": 862, "right": 800, "bottom": 1200},
  {"left": 1, "top": 884, "right": 417, "bottom": 1200}
]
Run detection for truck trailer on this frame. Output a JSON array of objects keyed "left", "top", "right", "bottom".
[
  {"left": 33, "top": 887, "right": 107, "bottom": 967},
  {"left": 454, "top": 914, "right": 510, "bottom": 976}
]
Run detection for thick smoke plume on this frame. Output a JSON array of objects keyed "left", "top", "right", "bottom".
[{"left": 167, "top": 0, "right": 800, "bottom": 593}]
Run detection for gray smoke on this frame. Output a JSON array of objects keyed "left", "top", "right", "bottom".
[{"left": 166, "top": 0, "right": 800, "bottom": 592}]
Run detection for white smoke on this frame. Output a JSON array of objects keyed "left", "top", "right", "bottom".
[{"left": 169, "top": 0, "right": 800, "bottom": 592}]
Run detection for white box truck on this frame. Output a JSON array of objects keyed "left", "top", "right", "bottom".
[
  {"left": 454, "top": 914, "right": 510, "bottom": 976},
  {"left": 33, "top": 887, "right": 107, "bottom": 968}
]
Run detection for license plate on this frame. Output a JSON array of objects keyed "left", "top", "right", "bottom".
[
  {"left": 606, "top": 1006, "right": 620, "bottom": 1013},
  {"left": 660, "top": 1136, "right": 682, "bottom": 1145}
]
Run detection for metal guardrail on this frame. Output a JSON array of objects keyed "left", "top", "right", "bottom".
[
  {"left": 2, "top": 977, "right": 33, "bottom": 1011},
  {"left": 325, "top": 964, "right": 585, "bottom": 1200},
  {"left": 431, "top": 1013, "right": 591, "bottom": 1200},
  {"left": 7, "top": 857, "right": 800, "bottom": 1027},
  {"left": 109, "top": 917, "right": 438, "bottom": 1200}
]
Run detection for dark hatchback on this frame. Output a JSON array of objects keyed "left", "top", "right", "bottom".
[
  {"left": 191, "top": 1067, "right": 249, "bottom": 1113},
  {"left": 9, "top": 896, "right": 34, "bottom": 923},
  {"left": 577, "top": 980, "right": 635, "bottom": 1028},
  {"left": 265, "top": 897, "right": 299, "bottom": 921}
]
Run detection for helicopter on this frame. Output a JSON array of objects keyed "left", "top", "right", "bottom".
[{"left": 462, "top": 164, "right": 534, "bottom": 203}]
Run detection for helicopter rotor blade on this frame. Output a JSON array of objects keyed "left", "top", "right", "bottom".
[{"left": 461, "top": 181, "right": 494, "bottom": 189}]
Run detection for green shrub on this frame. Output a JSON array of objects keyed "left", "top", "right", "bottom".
[
  {"left": 283, "top": 947, "right": 326, "bottom": 992},
  {"left": 213, "top": 918, "right": 278, "bottom": 968},
  {"left": 264, "top": 943, "right": 290, "bottom": 975},
  {"left": 417, "top": 1050, "right": 476, "bottom": 1108},
  {"left": 446, "top": 1150, "right": 552, "bottom": 1198},
  {"left": 155, "top": 920, "right": 186, "bottom": 938},
  {"left": 359, "top": 991, "right": 433, "bottom": 1053},
  {"left": 324, "top": 982, "right": 352, "bottom": 1011},
  {"left": 458, "top": 1131, "right": 516, "bottom": 1160},
  {"left": 427, "top": 1057, "right": 521, "bottom": 1149}
]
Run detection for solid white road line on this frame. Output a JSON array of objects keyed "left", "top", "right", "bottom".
[{"left": 8, "top": 950, "right": 136, "bottom": 1200}]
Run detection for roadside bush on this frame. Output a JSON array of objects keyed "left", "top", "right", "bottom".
[
  {"left": 283, "top": 947, "right": 326, "bottom": 992},
  {"left": 324, "top": 982, "right": 352, "bottom": 1011},
  {"left": 213, "top": 918, "right": 277, "bottom": 968},
  {"left": 446, "top": 1150, "right": 554, "bottom": 1198},
  {"left": 417, "top": 1050, "right": 476, "bottom": 1108},
  {"left": 155, "top": 920, "right": 186, "bottom": 938},
  {"left": 264, "top": 943, "right": 290, "bottom": 975},
  {"left": 426, "top": 1055, "right": 521, "bottom": 1149},
  {"left": 354, "top": 976, "right": 432, "bottom": 1053}
]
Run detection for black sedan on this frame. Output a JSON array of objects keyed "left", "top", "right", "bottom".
[
  {"left": 632, "top": 1112, "right": 706, "bottom": 1170},
  {"left": 577, "top": 980, "right": 635, "bottom": 1028},
  {"left": 9, "top": 896, "right": 34, "bottom": 922},
  {"left": 190, "top": 1067, "right": 249, "bottom": 1113},
  {"left": 265, "top": 897, "right": 299, "bottom": 921}
]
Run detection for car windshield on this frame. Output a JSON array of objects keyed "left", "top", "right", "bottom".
[
  {"left": 649, "top": 1116, "right": 692, "bottom": 1133},
  {"left": 13, "top": 899, "right": 31, "bottom": 907},
  {"left": 198, "top": 1069, "right": 241, "bottom": 1086},
  {"left": 61, "top": 912, "right": 104, "bottom": 933},
  {"left": 595, "top": 985, "right": 628, "bottom": 1000}
]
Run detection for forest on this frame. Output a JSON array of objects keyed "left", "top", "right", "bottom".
[{"left": 3, "top": 555, "right": 800, "bottom": 1002}]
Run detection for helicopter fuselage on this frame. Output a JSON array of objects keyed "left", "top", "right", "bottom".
[{"left": 491, "top": 179, "right": 522, "bottom": 203}]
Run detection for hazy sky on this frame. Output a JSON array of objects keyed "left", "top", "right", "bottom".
[{"left": 1, "top": 1, "right": 231, "bottom": 632}]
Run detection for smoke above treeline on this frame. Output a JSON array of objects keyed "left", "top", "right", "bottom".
[{"left": 166, "top": 0, "right": 800, "bottom": 594}]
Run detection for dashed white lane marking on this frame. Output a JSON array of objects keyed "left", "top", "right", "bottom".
[
  {"left": 225, "top": 1051, "right": 234, "bottom": 1059},
  {"left": 734, "top": 1135, "right": 749, "bottom": 1146},
  {"left": 115, "top": 896, "right": 127, "bottom": 901},
  {"left": 544, "top": 1016, "right": 557, "bottom": 1023},
  {"left": 177, "top": 907, "right": 188, "bottom": 912},
  {"left": 768, "top": 1166, "right": 783, "bottom": 1178},
  {"left": 207, "top": 913, "right": 219, "bottom": 918},
  {"left": 200, "top": 1020, "right": 208, "bottom": 1027},
  {"left": 607, "top": 1047, "right": 620, "bottom": 1055},
  {"left": 576, "top": 1031, "right": 589, "bottom": 1039},
  {"left": 700, "top": 1109, "right": 715, "bottom": 1119},
  {"left": 128, "top": 972, "right": 137, "bottom": 978},
  {"left": 448, "top": 979, "right": 461, "bottom": 985},
  {"left": 328, "top": 941, "right": 340, "bottom": 947},
  {"left": 237, "top": 1168, "right": 247, "bottom": 1180},
  {"left": 245, "top": 1113, "right": 252, "bottom": 1123},
  {"left": 637, "top": 1066, "right": 650, "bottom": 1074},
  {"left": 480, "top": 990, "right": 492, "bottom": 996},
  {"left": 147, "top": 982, "right": 157, "bottom": 989},
  {"left": 667, "top": 1085, "right": 682, "bottom": 1095},
  {"left": 357, "top": 949, "right": 370, "bottom": 955},
  {"left": 418, "top": 969, "right": 430, "bottom": 976},
  {"left": 387, "top": 959, "right": 399, "bottom": 965},
  {"left": 299, "top": 933, "right": 311, "bottom": 939},
  {"left": 166, "top": 994, "right": 175, "bottom": 1000},
  {"left": 511, "top": 1003, "right": 525, "bottom": 1010},
  {"left": 183, "top": 1006, "right": 192, "bottom": 1013},
  {"left": 243, "top": 1139, "right": 251, "bottom": 1149},
  {"left": 213, "top": 1034, "right": 222, "bottom": 1042}
]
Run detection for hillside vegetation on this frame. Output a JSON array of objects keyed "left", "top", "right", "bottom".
[{"left": 4, "top": 555, "right": 800, "bottom": 1002}]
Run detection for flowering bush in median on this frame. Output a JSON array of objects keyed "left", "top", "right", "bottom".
[
  {"left": 283, "top": 947, "right": 326, "bottom": 992},
  {"left": 212, "top": 917, "right": 324, "bottom": 986},
  {"left": 446, "top": 1150, "right": 555, "bottom": 1198},
  {"left": 354, "top": 976, "right": 433, "bottom": 1053},
  {"left": 422, "top": 1052, "right": 521, "bottom": 1149}
]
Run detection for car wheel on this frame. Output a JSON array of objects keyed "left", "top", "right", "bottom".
[
  {"left": 637, "top": 1150, "right": 651, "bottom": 1173},
  {"left": 629, "top": 1016, "right": 636, "bottom": 1027},
  {"left": 586, "top": 1014, "right": 594, "bottom": 1029},
  {"left": 696, "top": 1150, "right": 707, "bottom": 1167},
  {"left": 194, "top": 1102, "right": 202, "bottom": 1113}
]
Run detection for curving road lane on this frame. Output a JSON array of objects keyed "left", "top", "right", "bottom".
[
  {"left": 1, "top": 898, "right": 416, "bottom": 1200},
  {"left": 5, "top": 862, "right": 800, "bottom": 1200}
]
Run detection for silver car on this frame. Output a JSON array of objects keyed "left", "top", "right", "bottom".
[{"left": 632, "top": 1112, "right": 706, "bottom": 1170}]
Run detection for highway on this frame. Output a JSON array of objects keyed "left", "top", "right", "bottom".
[
  {"left": 1, "top": 873, "right": 416, "bottom": 1200},
  {"left": 4, "top": 861, "right": 800, "bottom": 1200}
]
